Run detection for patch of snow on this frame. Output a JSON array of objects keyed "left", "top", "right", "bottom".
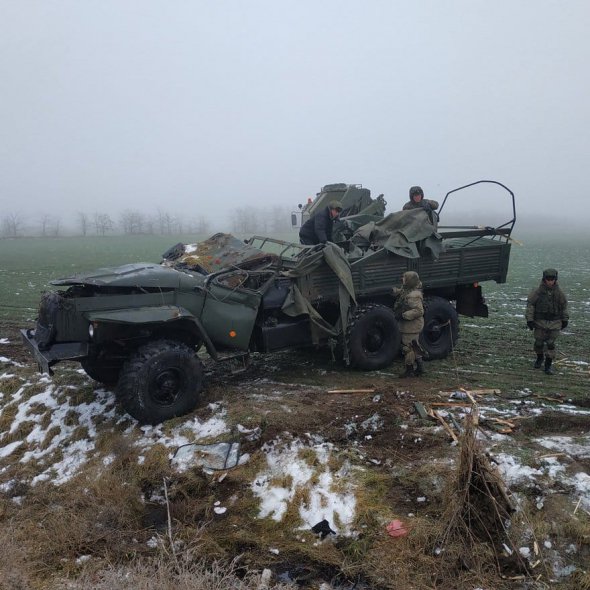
[
  {"left": 534, "top": 435, "right": 590, "bottom": 459},
  {"left": 251, "top": 438, "right": 357, "bottom": 535},
  {"left": 493, "top": 453, "right": 542, "bottom": 485},
  {"left": 0, "top": 440, "right": 23, "bottom": 458}
]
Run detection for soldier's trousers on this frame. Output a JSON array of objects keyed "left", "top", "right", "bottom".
[
  {"left": 533, "top": 327, "right": 560, "bottom": 359},
  {"left": 401, "top": 332, "right": 421, "bottom": 366}
]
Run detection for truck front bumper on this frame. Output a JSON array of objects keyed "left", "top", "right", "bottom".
[{"left": 20, "top": 329, "right": 88, "bottom": 375}]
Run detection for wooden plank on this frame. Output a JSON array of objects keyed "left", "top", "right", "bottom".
[
  {"left": 432, "top": 410, "right": 459, "bottom": 442},
  {"left": 327, "top": 389, "right": 375, "bottom": 394}
]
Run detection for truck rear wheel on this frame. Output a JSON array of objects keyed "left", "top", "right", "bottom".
[
  {"left": 116, "top": 339, "right": 204, "bottom": 424},
  {"left": 419, "top": 296, "right": 459, "bottom": 360},
  {"left": 347, "top": 304, "right": 401, "bottom": 370}
]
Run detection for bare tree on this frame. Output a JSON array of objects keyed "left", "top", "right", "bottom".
[
  {"left": 157, "top": 209, "right": 173, "bottom": 234},
  {"left": 120, "top": 209, "right": 145, "bottom": 234},
  {"left": 93, "top": 212, "right": 114, "bottom": 236},
  {"left": 77, "top": 211, "right": 90, "bottom": 236},
  {"left": 231, "top": 207, "right": 265, "bottom": 234},
  {"left": 38, "top": 214, "right": 61, "bottom": 237},
  {"left": 1, "top": 212, "right": 25, "bottom": 238},
  {"left": 195, "top": 215, "right": 210, "bottom": 235},
  {"left": 269, "top": 205, "right": 291, "bottom": 233},
  {"left": 51, "top": 218, "right": 61, "bottom": 237}
]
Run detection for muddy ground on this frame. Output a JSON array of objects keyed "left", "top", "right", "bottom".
[{"left": 1, "top": 321, "right": 589, "bottom": 589}]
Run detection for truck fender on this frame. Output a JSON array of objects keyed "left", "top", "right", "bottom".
[{"left": 85, "top": 305, "right": 219, "bottom": 361}]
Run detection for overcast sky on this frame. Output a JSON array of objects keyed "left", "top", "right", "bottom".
[{"left": 1, "top": 0, "right": 588, "bottom": 229}]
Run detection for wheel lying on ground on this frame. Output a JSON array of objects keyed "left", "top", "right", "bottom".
[
  {"left": 419, "top": 296, "right": 459, "bottom": 360},
  {"left": 116, "top": 339, "right": 204, "bottom": 424},
  {"left": 347, "top": 304, "right": 401, "bottom": 370},
  {"left": 81, "top": 356, "right": 123, "bottom": 386}
]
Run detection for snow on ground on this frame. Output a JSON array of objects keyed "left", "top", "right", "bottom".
[
  {"left": 1, "top": 352, "right": 589, "bottom": 538},
  {"left": 0, "top": 376, "right": 233, "bottom": 486},
  {"left": 251, "top": 436, "right": 357, "bottom": 535}
]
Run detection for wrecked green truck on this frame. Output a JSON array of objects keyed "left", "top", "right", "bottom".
[{"left": 21, "top": 180, "right": 516, "bottom": 424}]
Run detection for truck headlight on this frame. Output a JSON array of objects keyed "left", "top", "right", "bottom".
[{"left": 89, "top": 323, "right": 95, "bottom": 339}]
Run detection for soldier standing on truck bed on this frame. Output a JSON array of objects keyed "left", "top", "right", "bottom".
[
  {"left": 403, "top": 186, "right": 439, "bottom": 213},
  {"left": 526, "top": 268, "right": 569, "bottom": 375},
  {"left": 299, "top": 200, "right": 343, "bottom": 245},
  {"left": 393, "top": 271, "right": 425, "bottom": 378}
]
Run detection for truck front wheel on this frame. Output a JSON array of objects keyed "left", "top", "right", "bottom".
[
  {"left": 419, "top": 297, "right": 459, "bottom": 360},
  {"left": 116, "top": 339, "right": 204, "bottom": 424},
  {"left": 347, "top": 304, "right": 401, "bottom": 370}
]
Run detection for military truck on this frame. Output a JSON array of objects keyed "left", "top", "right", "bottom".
[{"left": 21, "top": 180, "right": 515, "bottom": 424}]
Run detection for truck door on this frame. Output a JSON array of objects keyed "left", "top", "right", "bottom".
[{"left": 201, "top": 271, "right": 263, "bottom": 350}]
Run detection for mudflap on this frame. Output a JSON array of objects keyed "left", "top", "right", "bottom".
[{"left": 456, "top": 285, "right": 488, "bottom": 318}]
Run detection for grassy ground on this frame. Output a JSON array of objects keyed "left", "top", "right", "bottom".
[{"left": 0, "top": 233, "right": 589, "bottom": 589}]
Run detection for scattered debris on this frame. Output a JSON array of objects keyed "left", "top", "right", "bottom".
[
  {"left": 311, "top": 519, "right": 336, "bottom": 539},
  {"left": 386, "top": 519, "right": 409, "bottom": 538},
  {"left": 327, "top": 388, "right": 375, "bottom": 394}
]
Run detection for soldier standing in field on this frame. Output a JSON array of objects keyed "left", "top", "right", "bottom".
[
  {"left": 393, "top": 271, "right": 425, "bottom": 378},
  {"left": 525, "top": 268, "right": 569, "bottom": 375}
]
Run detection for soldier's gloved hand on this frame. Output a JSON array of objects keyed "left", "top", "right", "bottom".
[
  {"left": 421, "top": 201, "right": 432, "bottom": 212},
  {"left": 561, "top": 320, "right": 568, "bottom": 329},
  {"left": 527, "top": 321, "right": 535, "bottom": 330}
]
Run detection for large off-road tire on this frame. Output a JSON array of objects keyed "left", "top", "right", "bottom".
[
  {"left": 347, "top": 304, "right": 401, "bottom": 370},
  {"left": 81, "top": 356, "right": 122, "bottom": 386},
  {"left": 419, "top": 296, "right": 459, "bottom": 360},
  {"left": 116, "top": 339, "right": 204, "bottom": 425}
]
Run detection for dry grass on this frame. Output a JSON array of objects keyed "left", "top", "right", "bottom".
[{"left": 65, "top": 554, "right": 297, "bottom": 590}]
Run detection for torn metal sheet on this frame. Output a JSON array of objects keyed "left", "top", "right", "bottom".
[
  {"left": 165, "top": 233, "right": 277, "bottom": 274},
  {"left": 171, "top": 441, "right": 241, "bottom": 471}
]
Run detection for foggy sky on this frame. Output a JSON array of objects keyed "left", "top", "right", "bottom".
[{"left": 1, "top": 1, "right": 589, "bottom": 229}]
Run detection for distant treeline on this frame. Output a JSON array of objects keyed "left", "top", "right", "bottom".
[{"left": 0, "top": 206, "right": 294, "bottom": 238}]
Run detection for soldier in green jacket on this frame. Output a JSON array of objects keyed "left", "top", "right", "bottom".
[
  {"left": 525, "top": 268, "right": 569, "bottom": 375},
  {"left": 393, "top": 271, "right": 425, "bottom": 378},
  {"left": 402, "top": 186, "right": 439, "bottom": 212}
]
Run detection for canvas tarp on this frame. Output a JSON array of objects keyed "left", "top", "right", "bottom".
[
  {"left": 280, "top": 243, "right": 355, "bottom": 362},
  {"left": 351, "top": 208, "right": 443, "bottom": 259}
]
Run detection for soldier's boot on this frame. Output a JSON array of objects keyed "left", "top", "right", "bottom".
[
  {"left": 533, "top": 354, "right": 544, "bottom": 369},
  {"left": 415, "top": 358, "right": 425, "bottom": 376},
  {"left": 400, "top": 364, "right": 415, "bottom": 378},
  {"left": 544, "top": 357, "right": 555, "bottom": 375}
]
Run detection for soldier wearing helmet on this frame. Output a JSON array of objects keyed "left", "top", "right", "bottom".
[
  {"left": 403, "top": 186, "right": 439, "bottom": 213},
  {"left": 299, "top": 200, "right": 344, "bottom": 245},
  {"left": 393, "top": 271, "right": 425, "bottom": 377},
  {"left": 525, "top": 268, "right": 569, "bottom": 375}
]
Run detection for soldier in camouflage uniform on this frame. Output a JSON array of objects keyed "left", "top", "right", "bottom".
[
  {"left": 402, "top": 186, "right": 439, "bottom": 212},
  {"left": 393, "top": 271, "right": 425, "bottom": 377},
  {"left": 525, "top": 268, "right": 569, "bottom": 375}
]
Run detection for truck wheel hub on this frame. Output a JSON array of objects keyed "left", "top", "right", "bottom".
[{"left": 152, "top": 369, "right": 182, "bottom": 405}]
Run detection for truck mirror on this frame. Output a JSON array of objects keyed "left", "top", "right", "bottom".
[{"left": 291, "top": 213, "right": 298, "bottom": 227}]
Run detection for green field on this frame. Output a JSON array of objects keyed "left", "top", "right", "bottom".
[{"left": 1, "top": 232, "right": 588, "bottom": 398}]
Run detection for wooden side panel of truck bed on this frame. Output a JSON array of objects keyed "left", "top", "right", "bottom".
[{"left": 296, "top": 238, "right": 511, "bottom": 302}]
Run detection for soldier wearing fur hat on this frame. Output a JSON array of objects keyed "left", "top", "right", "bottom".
[
  {"left": 393, "top": 271, "right": 425, "bottom": 377},
  {"left": 299, "top": 200, "right": 343, "bottom": 245},
  {"left": 525, "top": 268, "right": 569, "bottom": 375}
]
